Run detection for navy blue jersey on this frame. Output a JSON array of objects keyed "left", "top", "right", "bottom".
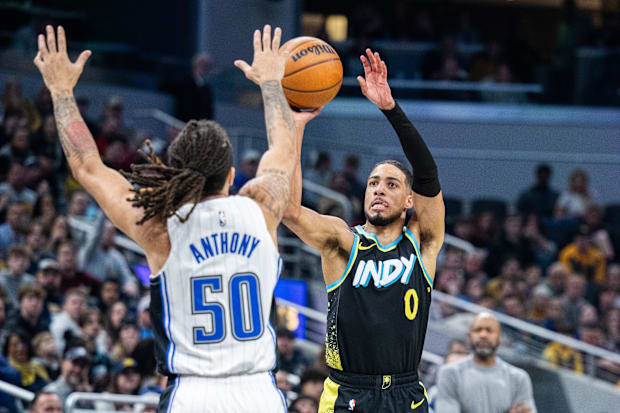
[{"left": 325, "top": 226, "right": 433, "bottom": 374}]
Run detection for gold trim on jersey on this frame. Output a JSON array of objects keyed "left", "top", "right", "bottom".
[
  {"left": 326, "top": 233, "right": 360, "bottom": 293},
  {"left": 318, "top": 377, "right": 339, "bottom": 413},
  {"left": 404, "top": 229, "right": 434, "bottom": 289},
  {"left": 326, "top": 322, "right": 343, "bottom": 371}
]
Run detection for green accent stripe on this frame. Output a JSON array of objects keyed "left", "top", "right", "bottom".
[
  {"left": 326, "top": 233, "right": 360, "bottom": 292},
  {"left": 405, "top": 229, "right": 433, "bottom": 288}
]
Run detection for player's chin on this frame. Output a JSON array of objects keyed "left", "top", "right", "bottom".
[{"left": 366, "top": 210, "right": 399, "bottom": 227}]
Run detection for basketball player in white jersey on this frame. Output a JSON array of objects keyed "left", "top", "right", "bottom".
[{"left": 35, "top": 24, "right": 318, "bottom": 412}]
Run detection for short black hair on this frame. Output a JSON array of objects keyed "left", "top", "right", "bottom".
[
  {"left": 536, "top": 163, "right": 551, "bottom": 175},
  {"left": 300, "top": 368, "right": 327, "bottom": 385},
  {"left": 315, "top": 152, "right": 330, "bottom": 168},
  {"left": 371, "top": 160, "right": 413, "bottom": 188},
  {"left": 345, "top": 155, "right": 359, "bottom": 169},
  {"left": 276, "top": 328, "right": 295, "bottom": 340},
  {"left": 31, "top": 391, "right": 60, "bottom": 408}
]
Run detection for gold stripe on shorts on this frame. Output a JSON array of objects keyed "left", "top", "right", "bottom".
[{"left": 318, "top": 377, "right": 340, "bottom": 413}]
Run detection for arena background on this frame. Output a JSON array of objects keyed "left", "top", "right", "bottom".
[{"left": 0, "top": 0, "right": 619, "bottom": 412}]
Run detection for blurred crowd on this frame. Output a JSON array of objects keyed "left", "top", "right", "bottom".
[
  {"left": 269, "top": 153, "right": 620, "bottom": 412},
  {"left": 1, "top": 63, "right": 619, "bottom": 413},
  {"left": 331, "top": 0, "right": 620, "bottom": 104},
  {"left": 0, "top": 80, "right": 166, "bottom": 412}
]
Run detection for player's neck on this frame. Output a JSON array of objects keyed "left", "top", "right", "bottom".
[
  {"left": 473, "top": 353, "right": 496, "bottom": 367},
  {"left": 198, "top": 187, "right": 229, "bottom": 203},
  {"left": 362, "top": 220, "right": 404, "bottom": 244}
]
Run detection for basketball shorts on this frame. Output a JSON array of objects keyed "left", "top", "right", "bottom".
[
  {"left": 319, "top": 370, "right": 429, "bottom": 413},
  {"left": 158, "top": 371, "right": 286, "bottom": 413}
]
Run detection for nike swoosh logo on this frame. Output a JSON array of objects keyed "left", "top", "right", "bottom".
[{"left": 411, "top": 399, "right": 424, "bottom": 409}]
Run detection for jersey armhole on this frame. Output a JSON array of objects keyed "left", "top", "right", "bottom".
[
  {"left": 404, "top": 228, "right": 433, "bottom": 289},
  {"left": 326, "top": 233, "right": 360, "bottom": 292}
]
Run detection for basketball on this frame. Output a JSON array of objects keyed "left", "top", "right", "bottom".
[{"left": 281, "top": 36, "right": 343, "bottom": 109}]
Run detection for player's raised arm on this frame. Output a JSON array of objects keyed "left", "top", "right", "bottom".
[
  {"left": 282, "top": 109, "right": 354, "bottom": 255},
  {"left": 33, "top": 26, "right": 158, "bottom": 250},
  {"left": 234, "top": 26, "right": 298, "bottom": 242},
  {"left": 359, "top": 48, "right": 445, "bottom": 278}
]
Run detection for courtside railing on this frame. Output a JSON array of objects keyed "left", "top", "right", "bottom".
[
  {"left": 0, "top": 379, "right": 34, "bottom": 401},
  {"left": 69, "top": 215, "right": 619, "bottom": 369},
  {"left": 65, "top": 392, "right": 159, "bottom": 413}
]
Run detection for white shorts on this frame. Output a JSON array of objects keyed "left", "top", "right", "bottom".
[{"left": 159, "top": 372, "right": 287, "bottom": 413}]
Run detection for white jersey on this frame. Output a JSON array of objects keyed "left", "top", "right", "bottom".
[{"left": 150, "top": 196, "right": 281, "bottom": 377}]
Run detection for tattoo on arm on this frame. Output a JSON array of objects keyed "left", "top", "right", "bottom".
[
  {"left": 240, "top": 168, "right": 290, "bottom": 220},
  {"left": 52, "top": 92, "right": 98, "bottom": 168},
  {"left": 260, "top": 80, "right": 296, "bottom": 147}
]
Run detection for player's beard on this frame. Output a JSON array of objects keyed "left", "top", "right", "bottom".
[
  {"left": 365, "top": 209, "right": 401, "bottom": 227},
  {"left": 471, "top": 339, "right": 499, "bottom": 360}
]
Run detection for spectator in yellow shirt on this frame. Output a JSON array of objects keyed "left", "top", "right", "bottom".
[
  {"left": 559, "top": 225, "right": 606, "bottom": 285},
  {"left": 543, "top": 341, "right": 584, "bottom": 373},
  {"left": 543, "top": 325, "right": 584, "bottom": 374}
]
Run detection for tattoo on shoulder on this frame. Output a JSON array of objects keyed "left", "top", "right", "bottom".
[
  {"left": 240, "top": 169, "right": 290, "bottom": 220},
  {"left": 260, "top": 168, "right": 288, "bottom": 176}
]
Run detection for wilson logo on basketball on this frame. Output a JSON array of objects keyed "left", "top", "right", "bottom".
[{"left": 290, "top": 44, "right": 337, "bottom": 62}]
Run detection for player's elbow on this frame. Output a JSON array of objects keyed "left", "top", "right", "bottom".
[
  {"left": 282, "top": 205, "right": 301, "bottom": 225},
  {"left": 70, "top": 158, "right": 103, "bottom": 187},
  {"left": 70, "top": 163, "right": 89, "bottom": 184}
]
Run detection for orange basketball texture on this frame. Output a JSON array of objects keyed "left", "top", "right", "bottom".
[{"left": 281, "top": 37, "right": 343, "bottom": 109}]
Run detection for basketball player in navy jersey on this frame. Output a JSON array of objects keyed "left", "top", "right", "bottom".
[
  {"left": 35, "top": 24, "right": 317, "bottom": 412},
  {"left": 283, "top": 49, "right": 445, "bottom": 412}
]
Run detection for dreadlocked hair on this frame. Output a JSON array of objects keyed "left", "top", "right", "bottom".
[{"left": 121, "top": 120, "right": 233, "bottom": 225}]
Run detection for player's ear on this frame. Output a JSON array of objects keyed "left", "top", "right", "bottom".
[
  {"left": 405, "top": 190, "right": 414, "bottom": 209},
  {"left": 226, "top": 167, "right": 235, "bottom": 187}
]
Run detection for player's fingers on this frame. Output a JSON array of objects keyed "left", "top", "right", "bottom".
[
  {"left": 38, "top": 34, "right": 48, "bottom": 58},
  {"left": 46, "top": 25, "right": 57, "bottom": 53},
  {"left": 272, "top": 27, "right": 281, "bottom": 51},
  {"left": 262, "top": 24, "right": 271, "bottom": 51},
  {"left": 57, "top": 26, "right": 67, "bottom": 54},
  {"left": 373, "top": 52, "right": 381, "bottom": 72},
  {"left": 360, "top": 55, "right": 370, "bottom": 75},
  {"left": 75, "top": 50, "right": 91, "bottom": 69},
  {"left": 357, "top": 76, "right": 368, "bottom": 96},
  {"left": 365, "top": 48, "right": 375, "bottom": 69},
  {"left": 252, "top": 29, "right": 261, "bottom": 54},
  {"left": 381, "top": 60, "right": 388, "bottom": 78},
  {"left": 33, "top": 52, "right": 43, "bottom": 68},
  {"left": 234, "top": 59, "right": 251, "bottom": 75}
]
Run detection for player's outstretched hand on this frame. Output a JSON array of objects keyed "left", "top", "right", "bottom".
[
  {"left": 290, "top": 106, "right": 323, "bottom": 131},
  {"left": 33, "top": 25, "right": 91, "bottom": 95},
  {"left": 357, "top": 48, "right": 395, "bottom": 110},
  {"left": 234, "top": 25, "right": 289, "bottom": 86}
]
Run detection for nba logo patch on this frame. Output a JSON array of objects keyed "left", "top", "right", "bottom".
[
  {"left": 382, "top": 375, "right": 392, "bottom": 389},
  {"left": 218, "top": 210, "right": 227, "bottom": 227},
  {"left": 347, "top": 399, "right": 356, "bottom": 411}
]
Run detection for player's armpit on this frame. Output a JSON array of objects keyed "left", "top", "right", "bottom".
[
  {"left": 408, "top": 191, "right": 445, "bottom": 281},
  {"left": 283, "top": 206, "right": 354, "bottom": 255},
  {"left": 239, "top": 167, "right": 291, "bottom": 233},
  {"left": 74, "top": 159, "right": 167, "bottom": 256}
]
